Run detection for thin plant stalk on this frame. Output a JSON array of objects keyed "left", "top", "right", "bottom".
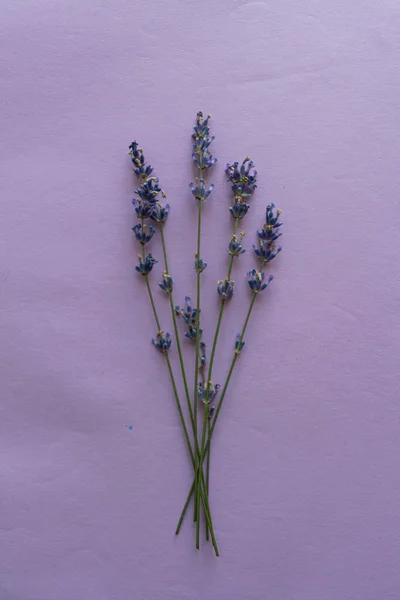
[
  {"left": 205, "top": 417, "right": 211, "bottom": 540},
  {"left": 193, "top": 172, "right": 203, "bottom": 543}
]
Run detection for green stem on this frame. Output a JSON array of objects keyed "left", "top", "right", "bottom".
[
  {"left": 176, "top": 289, "right": 258, "bottom": 532},
  {"left": 145, "top": 275, "right": 161, "bottom": 330},
  {"left": 227, "top": 217, "right": 239, "bottom": 278},
  {"left": 205, "top": 416, "right": 211, "bottom": 540},
  {"left": 145, "top": 274, "right": 219, "bottom": 554},
  {"left": 196, "top": 393, "right": 208, "bottom": 548},
  {"left": 160, "top": 225, "right": 195, "bottom": 434},
  {"left": 160, "top": 224, "right": 169, "bottom": 271},
  {"left": 194, "top": 195, "right": 203, "bottom": 542}
]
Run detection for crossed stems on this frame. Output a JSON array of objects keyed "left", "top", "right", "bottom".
[
  {"left": 139, "top": 214, "right": 219, "bottom": 555},
  {"left": 176, "top": 259, "right": 265, "bottom": 533}
]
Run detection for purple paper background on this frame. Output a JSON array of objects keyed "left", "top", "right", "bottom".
[{"left": 1, "top": 1, "right": 400, "bottom": 598}]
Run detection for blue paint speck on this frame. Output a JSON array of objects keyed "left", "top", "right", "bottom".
[{"left": 128, "top": 425, "right": 133, "bottom": 430}]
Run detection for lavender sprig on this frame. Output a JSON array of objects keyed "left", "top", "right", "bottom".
[{"left": 190, "top": 111, "right": 217, "bottom": 548}]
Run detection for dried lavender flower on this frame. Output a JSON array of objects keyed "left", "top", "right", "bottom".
[
  {"left": 228, "top": 232, "right": 246, "bottom": 256},
  {"left": 150, "top": 202, "right": 170, "bottom": 224},
  {"left": 152, "top": 330, "right": 172, "bottom": 353},
  {"left": 175, "top": 296, "right": 202, "bottom": 341},
  {"left": 189, "top": 178, "right": 215, "bottom": 202},
  {"left": 254, "top": 204, "right": 283, "bottom": 263},
  {"left": 234, "top": 333, "right": 245, "bottom": 354},
  {"left": 253, "top": 240, "right": 282, "bottom": 263},
  {"left": 132, "top": 198, "right": 152, "bottom": 219},
  {"left": 135, "top": 177, "right": 163, "bottom": 203},
  {"left": 135, "top": 253, "right": 158, "bottom": 276},
  {"left": 229, "top": 202, "right": 250, "bottom": 220},
  {"left": 217, "top": 277, "right": 235, "bottom": 301},
  {"left": 198, "top": 381, "right": 220, "bottom": 405},
  {"left": 194, "top": 258, "right": 207, "bottom": 273},
  {"left": 247, "top": 270, "right": 274, "bottom": 293},
  {"left": 132, "top": 223, "right": 155, "bottom": 244},
  {"left": 129, "top": 141, "right": 154, "bottom": 180},
  {"left": 225, "top": 157, "right": 257, "bottom": 198},
  {"left": 158, "top": 272, "right": 173, "bottom": 293}
]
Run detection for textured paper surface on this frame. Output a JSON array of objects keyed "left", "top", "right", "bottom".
[{"left": 1, "top": 1, "right": 400, "bottom": 598}]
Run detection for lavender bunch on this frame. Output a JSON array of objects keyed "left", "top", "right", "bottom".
[{"left": 128, "top": 114, "right": 284, "bottom": 555}]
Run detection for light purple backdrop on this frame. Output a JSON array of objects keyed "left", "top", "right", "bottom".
[{"left": 1, "top": 1, "right": 400, "bottom": 598}]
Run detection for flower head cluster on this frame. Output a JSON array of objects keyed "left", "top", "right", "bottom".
[
  {"left": 225, "top": 157, "right": 257, "bottom": 199},
  {"left": 132, "top": 223, "right": 155, "bottom": 244},
  {"left": 229, "top": 201, "right": 250, "bottom": 220},
  {"left": 217, "top": 277, "right": 234, "bottom": 301},
  {"left": 135, "top": 178, "right": 163, "bottom": 203},
  {"left": 151, "top": 202, "right": 170, "bottom": 224},
  {"left": 200, "top": 341, "right": 207, "bottom": 368},
  {"left": 198, "top": 381, "right": 220, "bottom": 405},
  {"left": 247, "top": 270, "right": 274, "bottom": 293},
  {"left": 129, "top": 141, "right": 153, "bottom": 180},
  {"left": 189, "top": 178, "right": 215, "bottom": 202},
  {"left": 152, "top": 330, "right": 172, "bottom": 353},
  {"left": 254, "top": 204, "right": 282, "bottom": 264},
  {"left": 234, "top": 333, "right": 245, "bottom": 355},
  {"left": 158, "top": 272, "right": 173, "bottom": 293},
  {"left": 192, "top": 112, "right": 217, "bottom": 170},
  {"left": 228, "top": 232, "right": 246, "bottom": 257},
  {"left": 136, "top": 253, "right": 158, "bottom": 276},
  {"left": 175, "top": 296, "right": 202, "bottom": 341},
  {"left": 133, "top": 198, "right": 152, "bottom": 219},
  {"left": 194, "top": 257, "right": 207, "bottom": 273},
  {"left": 130, "top": 142, "right": 169, "bottom": 226}
]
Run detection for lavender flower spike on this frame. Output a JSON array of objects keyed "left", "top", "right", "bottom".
[
  {"left": 129, "top": 141, "right": 154, "bottom": 180},
  {"left": 135, "top": 177, "right": 163, "bottom": 203},
  {"left": 225, "top": 157, "right": 257, "bottom": 198},
  {"left": 254, "top": 204, "right": 283, "bottom": 263},
  {"left": 192, "top": 112, "right": 217, "bottom": 170}
]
